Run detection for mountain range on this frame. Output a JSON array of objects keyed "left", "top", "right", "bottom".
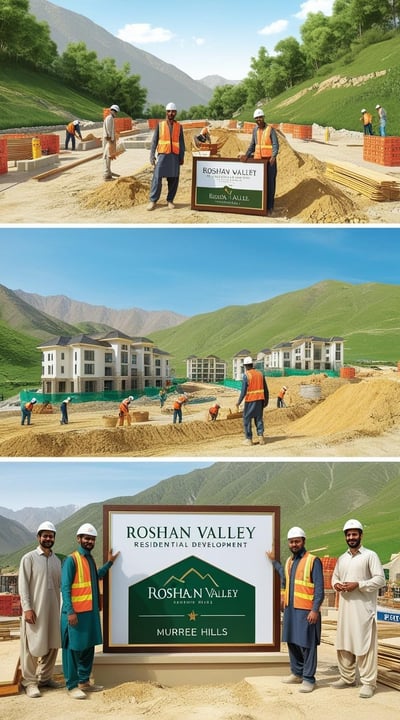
[
  {"left": 28, "top": 0, "right": 216, "bottom": 108},
  {"left": 0, "top": 505, "right": 78, "bottom": 554},
  {"left": 14, "top": 289, "right": 188, "bottom": 337},
  {"left": 1, "top": 462, "right": 399, "bottom": 568}
]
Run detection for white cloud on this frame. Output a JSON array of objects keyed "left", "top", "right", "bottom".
[
  {"left": 258, "top": 19, "right": 289, "bottom": 36},
  {"left": 192, "top": 36, "right": 205, "bottom": 46},
  {"left": 294, "top": 0, "right": 334, "bottom": 20},
  {"left": 117, "top": 23, "right": 175, "bottom": 44}
]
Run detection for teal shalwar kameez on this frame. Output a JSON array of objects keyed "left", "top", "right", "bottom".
[{"left": 61, "top": 545, "right": 112, "bottom": 690}]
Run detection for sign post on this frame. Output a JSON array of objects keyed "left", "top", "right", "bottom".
[
  {"left": 191, "top": 158, "right": 267, "bottom": 215},
  {"left": 103, "top": 504, "right": 280, "bottom": 653}
]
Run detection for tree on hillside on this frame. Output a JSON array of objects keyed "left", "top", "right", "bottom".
[
  {"left": 0, "top": 0, "right": 57, "bottom": 67},
  {"left": 273, "top": 37, "right": 307, "bottom": 88},
  {"left": 301, "top": 12, "right": 337, "bottom": 71},
  {"left": 55, "top": 42, "right": 146, "bottom": 116}
]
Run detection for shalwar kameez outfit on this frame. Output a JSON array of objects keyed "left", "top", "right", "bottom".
[
  {"left": 61, "top": 545, "right": 114, "bottom": 691},
  {"left": 237, "top": 368, "right": 269, "bottom": 442},
  {"left": 245, "top": 124, "right": 279, "bottom": 212},
  {"left": 332, "top": 546, "right": 385, "bottom": 690},
  {"left": 272, "top": 548, "right": 324, "bottom": 685},
  {"left": 149, "top": 120, "right": 185, "bottom": 204},
  {"left": 19, "top": 547, "right": 61, "bottom": 688}
]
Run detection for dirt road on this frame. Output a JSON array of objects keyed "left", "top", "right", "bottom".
[
  {"left": 1, "top": 123, "right": 400, "bottom": 224},
  {"left": 2, "top": 371, "right": 400, "bottom": 457}
]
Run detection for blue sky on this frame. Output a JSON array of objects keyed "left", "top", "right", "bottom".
[
  {"left": 46, "top": 0, "right": 335, "bottom": 79},
  {"left": 0, "top": 460, "right": 214, "bottom": 510},
  {"left": 1, "top": 227, "right": 399, "bottom": 316}
]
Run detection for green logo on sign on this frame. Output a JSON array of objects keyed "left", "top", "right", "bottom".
[{"left": 128, "top": 555, "right": 255, "bottom": 644}]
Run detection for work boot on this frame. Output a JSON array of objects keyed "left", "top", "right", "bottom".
[
  {"left": 68, "top": 687, "right": 87, "bottom": 699},
  {"left": 25, "top": 684, "right": 41, "bottom": 698},
  {"left": 78, "top": 682, "right": 104, "bottom": 692},
  {"left": 299, "top": 681, "right": 314, "bottom": 693},
  {"left": 147, "top": 201, "right": 156, "bottom": 210},
  {"left": 281, "top": 674, "right": 302, "bottom": 684},
  {"left": 330, "top": 679, "right": 355, "bottom": 688}
]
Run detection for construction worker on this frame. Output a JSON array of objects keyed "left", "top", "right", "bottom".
[
  {"left": 236, "top": 356, "right": 269, "bottom": 445},
  {"left": 103, "top": 104, "right": 120, "bottom": 181},
  {"left": 65, "top": 120, "right": 83, "bottom": 150},
  {"left": 19, "top": 521, "right": 63, "bottom": 698},
  {"left": 118, "top": 396, "right": 133, "bottom": 426},
  {"left": 360, "top": 109, "right": 373, "bottom": 135},
  {"left": 195, "top": 123, "right": 211, "bottom": 145},
  {"left": 159, "top": 388, "right": 167, "bottom": 408},
  {"left": 60, "top": 397, "right": 71, "bottom": 425},
  {"left": 240, "top": 108, "right": 279, "bottom": 215},
  {"left": 375, "top": 104, "right": 387, "bottom": 136},
  {"left": 147, "top": 102, "right": 185, "bottom": 211},
  {"left": 266, "top": 526, "right": 324, "bottom": 693},
  {"left": 21, "top": 397, "right": 37, "bottom": 425},
  {"left": 208, "top": 403, "right": 220, "bottom": 421},
  {"left": 331, "top": 519, "right": 385, "bottom": 698},
  {"left": 173, "top": 392, "right": 188, "bottom": 424},
  {"left": 277, "top": 385, "right": 288, "bottom": 408}
]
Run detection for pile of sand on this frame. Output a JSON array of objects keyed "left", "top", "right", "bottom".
[{"left": 78, "top": 127, "right": 368, "bottom": 223}]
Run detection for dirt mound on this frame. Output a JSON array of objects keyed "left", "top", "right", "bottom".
[
  {"left": 292, "top": 378, "right": 400, "bottom": 439},
  {"left": 81, "top": 176, "right": 150, "bottom": 210}
]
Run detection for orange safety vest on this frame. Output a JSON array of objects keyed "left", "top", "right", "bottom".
[
  {"left": 66, "top": 121, "right": 76, "bottom": 134},
  {"left": 278, "top": 388, "right": 286, "bottom": 400},
  {"left": 244, "top": 369, "right": 265, "bottom": 402},
  {"left": 70, "top": 551, "right": 93, "bottom": 612},
  {"left": 119, "top": 400, "right": 130, "bottom": 414},
  {"left": 173, "top": 395, "right": 187, "bottom": 410},
  {"left": 254, "top": 125, "right": 273, "bottom": 158},
  {"left": 25, "top": 401, "right": 34, "bottom": 411},
  {"left": 362, "top": 112, "right": 372, "bottom": 125},
  {"left": 157, "top": 120, "right": 181, "bottom": 154},
  {"left": 284, "top": 552, "right": 316, "bottom": 610}
]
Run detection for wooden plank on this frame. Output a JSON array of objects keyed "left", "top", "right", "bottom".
[{"left": 32, "top": 151, "right": 103, "bottom": 180}]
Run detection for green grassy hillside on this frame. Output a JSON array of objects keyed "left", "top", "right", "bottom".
[
  {"left": 151, "top": 280, "right": 400, "bottom": 375},
  {"left": 242, "top": 36, "right": 400, "bottom": 134},
  {"left": 2, "top": 461, "right": 398, "bottom": 569},
  {"left": 0, "top": 63, "right": 107, "bottom": 129}
]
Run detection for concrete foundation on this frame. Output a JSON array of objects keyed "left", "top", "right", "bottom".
[
  {"left": 123, "top": 139, "right": 152, "bottom": 149},
  {"left": 16, "top": 155, "right": 59, "bottom": 172},
  {"left": 93, "top": 651, "right": 289, "bottom": 686},
  {"left": 76, "top": 139, "right": 102, "bottom": 151}
]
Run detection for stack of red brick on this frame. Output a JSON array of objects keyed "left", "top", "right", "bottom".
[{"left": 363, "top": 135, "right": 400, "bottom": 167}]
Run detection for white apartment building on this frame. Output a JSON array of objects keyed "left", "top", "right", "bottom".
[
  {"left": 38, "top": 330, "right": 171, "bottom": 394},
  {"left": 186, "top": 355, "right": 227, "bottom": 383},
  {"left": 233, "top": 335, "right": 344, "bottom": 377}
]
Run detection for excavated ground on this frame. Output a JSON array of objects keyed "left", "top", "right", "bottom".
[{"left": 1, "top": 370, "right": 400, "bottom": 457}]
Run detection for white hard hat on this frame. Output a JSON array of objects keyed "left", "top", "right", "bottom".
[
  {"left": 73, "top": 120, "right": 80, "bottom": 125},
  {"left": 375, "top": 104, "right": 381, "bottom": 109},
  {"left": 282, "top": 386, "right": 288, "bottom": 391},
  {"left": 128, "top": 395, "right": 134, "bottom": 401},
  {"left": 253, "top": 108, "right": 264, "bottom": 119},
  {"left": 110, "top": 104, "right": 120, "bottom": 112},
  {"left": 31, "top": 398, "right": 37, "bottom": 403},
  {"left": 77, "top": 523, "right": 97, "bottom": 537},
  {"left": 66, "top": 396, "right": 71, "bottom": 402},
  {"left": 37, "top": 520, "right": 56, "bottom": 534},
  {"left": 243, "top": 356, "right": 253, "bottom": 365},
  {"left": 287, "top": 526, "right": 306, "bottom": 539},
  {"left": 166, "top": 102, "right": 177, "bottom": 111},
  {"left": 343, "top": 519, "right": 363, "bottom": 532},
  {"left": 361, "top": 108, "right": 367, "bottom": 113}
]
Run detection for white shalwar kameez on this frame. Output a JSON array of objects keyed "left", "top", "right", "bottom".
[
  {"left": 332, "top": 546, "right": 385, "bottom": 687},
  {"left": 19, "top": 547, "right": 61, "bottom": 686}
]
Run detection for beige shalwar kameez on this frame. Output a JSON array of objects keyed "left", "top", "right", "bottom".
[
  {"left": 19, "top": 547, "right": 61, "bottom": 687},
  {"left": 332, "top": 546, "right": 385, "bottom": 688}
]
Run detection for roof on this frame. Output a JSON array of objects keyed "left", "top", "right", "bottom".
[{"left": 37, "top": 334, "right": 111, "bottom": 348}]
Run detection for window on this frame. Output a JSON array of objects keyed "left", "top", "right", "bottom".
[
  {"left": 155, "top": 359, "right": 161, "bottom": 367},
  {"left": 131, "top": 354, "right": 137, "bottom": 365},
  {"left": 84, "top": 381, "right": 96, "bottom": 392},
  {"left": 58, "top": 382, "right": 66, "bottom": 393},
  {"left": 61, "top": 352, "right": 65, "bottom": 360},
  {"left": 61, "top": 366, "right": 64, "bottom": 374},
  {"left": 84, "top": 364, "right": 95, "bottom": 374},
  {"left": 105, "top": 352, "right": 113, "bottom": 363},
  {"left": 84, "top": 350, "right": 95, "bottom": 361},
  {"left": 121, "top": 344, "right": 128, "bottom": 351},
  {"left": 105, "top": 367, "right": 112, "bottom": 376},
  {"left": 121, "top": 365, "right": 128, "bottom": 376},
  {"left": 121, "top": 351, "right": 128, "bottom": 364}
]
